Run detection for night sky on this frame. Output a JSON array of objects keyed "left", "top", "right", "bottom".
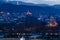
[{"left": 1, "top": 0, "right": 60, "bottom": 5}]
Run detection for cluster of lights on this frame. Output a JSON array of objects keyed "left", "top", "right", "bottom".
[
  {"left": 45, "top": 33, "right": 60, "bottom": 36},
  {"left": 16, "top": 33, "right": 26, "bottom": 36},
  {"left": 0, "top": 11, "right": 32, "bottom": 24},
  {"left": 47, "top": 17, "right": 58, "bottom": 27}
]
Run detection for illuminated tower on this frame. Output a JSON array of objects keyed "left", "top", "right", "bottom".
[{"left": 16, "top": 0, "right": 19, "bottom": 5}]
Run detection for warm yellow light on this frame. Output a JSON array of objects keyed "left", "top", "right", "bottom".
[
  {"left": 46, "top": 17, "right": 58, "bottom": 27},
  {"left": 47, "top": 22, "right": 58, "bottom": 27}
]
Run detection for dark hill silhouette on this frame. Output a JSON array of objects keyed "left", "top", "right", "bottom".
[{"left": 0, "top": 2, "right": 60, "bottom": 17}]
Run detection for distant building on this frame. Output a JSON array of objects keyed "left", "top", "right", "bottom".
[
  {"left": 26, "top": 10, "right": 32, "bottom": 16},
  {"left": 47, "top": 16, "right": 58, "bottom": 27}
]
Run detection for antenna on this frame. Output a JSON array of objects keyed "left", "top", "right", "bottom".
[
  {"left": 16, "top": 0, "right": 19, "bottom": 5},
  {"left": 6, "top": 0, "right": 9, "bottom": 2}
]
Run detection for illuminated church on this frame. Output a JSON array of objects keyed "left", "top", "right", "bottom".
[{"left": 47, "top": 16, "right": 58, "bottom": 27}]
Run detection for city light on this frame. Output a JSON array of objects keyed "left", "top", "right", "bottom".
[
  {"left": 0, "top": 1, "right": 60, "bottom": 39},
  {"left": 0, "top": 11, "right": 4, "bottom": 14},
  {"left": 46, "top": 17, "right": 58, "bottom": 27},
  {"left": 26, "top": 10, "right": 32, "bottom": 15},
  {"left": 20, "top": 37, "right": 25, "bottom": 40}
]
